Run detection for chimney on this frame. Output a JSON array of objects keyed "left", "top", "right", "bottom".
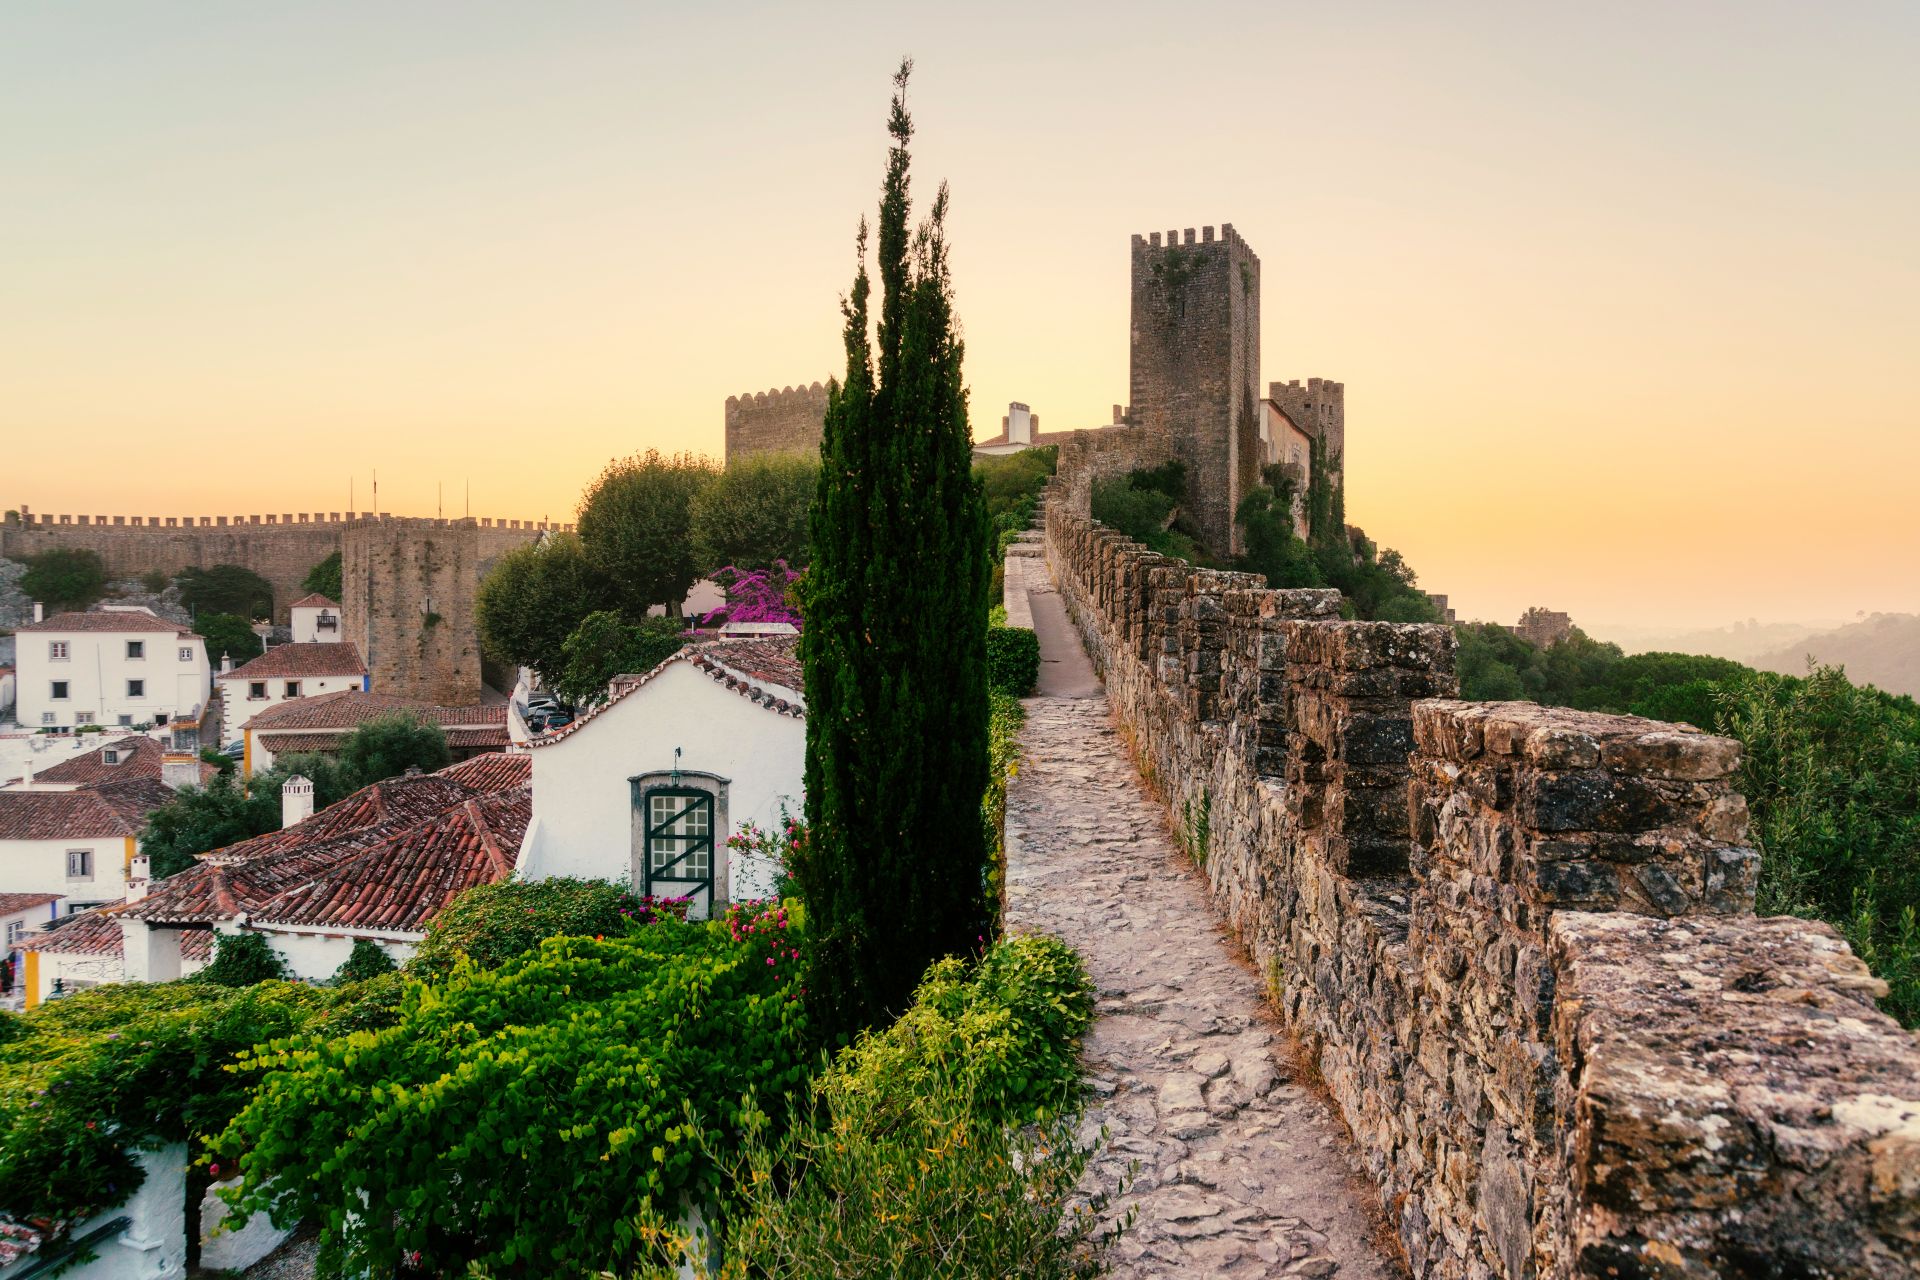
[
  {"left": 1007, "top": 402, "right": 1033, "bottom": 446},
  {"left": 220, "top": 651, "right": 234, "bottom": 675},
  {"left": 281, "top": 774, "right": 315, "bottom": 828},
  {"left": 32, "top": 601, "right": 43, "bottom": 623},
  {"left": 162, "top": 753, "right": 202, "bottom": 791},
  {"left": 127, "top": 852, "right": 151, "bottom": 902}
]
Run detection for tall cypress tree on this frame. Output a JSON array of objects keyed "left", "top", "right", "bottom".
[{"left": 801, "top": 60, "right": 992, "bottom": 1043}]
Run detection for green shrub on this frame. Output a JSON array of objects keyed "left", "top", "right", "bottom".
[
  {"left": 177, "top": 564, "right": 274, "bottom": 620},
  {"left": 20, "top": 548, "right": 106, "bottom": 612},
  {"left": 974, "top": 447, "right": 1057, "bottom": 526},
  {"left": 406, "top": 877, "right": 654, "bottom": 980},
  {"left": 195, "top": 931, "right": 288, "bottom": 987},
  {"left": 818, "top": 934, "right": 1094, "bottom": 1131},
  {"left": 322, "top": 969, "right": 409, "bottom": 1035},
  {"left": 0, "top": 980, "right": 330, "bottom": 1219},
  {"left": 216, "top": 913, "right": 809, "bottom": 1280},
  {"left": 986, "top": 626, "right": 1039, "bottom": 697},
  {"left": 332, "top": 938, "right": 396, "bottom": 983},
  {"left": 302, "top": 551, "right": 342, "bottom": 600},
  {"left": 982, "top": 693, "right": 1024, "bottom": 929},
  {"left": 687, "top": 1073, "right": 1121, "bottom": 1280},
  {"left": 139, "top": 568, "right": 170, "bottom": 594}
]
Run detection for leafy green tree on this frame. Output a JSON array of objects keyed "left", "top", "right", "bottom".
[
  {"left": 690, "top": 452, "right": 819, "bottom": 573},
  {"left": 214, "top": 919, "right": 808, "bottom": 1279},
  {"left": 1235, "top": 463, "right": 1322, "bottom": 590},
  {"left": 974, "top": 446, "right": 1058, "bottom": 526},
  {"left": 1721, "top": 666, "right": 1920, "bottom": 1024},
  {"left": 141, "top": 775, "right": 281, "bottom": 879},
  {"left": 19, "top": 549, "right": 105, "bottom": 612},
  {"left": 552, "top": 611, "right": 687, "bottom": 707},
  {"left": 333, "top": 712, "right": 450, "bottom": 786},
  {"left": 195, "top": 611, "right": 264, "bottom": 666},
  {"left": 802, "top": 61, "right": 994, "bottom": 1044},
  {"left": 475, "top": 532, "right": 614, "bottom": 683},
  {"left": 177, "top": 564, "right": 274, "bottom": 620},
  {"left": 577, "top": 449, "right": 718, "bottom": 615},
  {"left": 302, "top": 551, "right": 342, "bottom": 600}
]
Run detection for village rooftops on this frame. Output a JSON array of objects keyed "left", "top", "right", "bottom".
[
  {"left": 247, "top": 690, "right": 508, "bottom": 732},
  {"left": 0, "top": 776, "right": 179, "bottom": 840},
  {"left": 434, "top": 751, "right": 530, "bottom": 793},
  {"left": 27, "top": 734, "right": 219, "bottom": 788},
  {"left": 15, "top": 609, "right": 194, "bottom": 635},
  {"left": 219, "top": 642, "right": 367, "bottom": 682},
  {"left": 249, "top": 788, "right": 528, "bottom": 934},
  {"left": 23, "top": 906, "right": 214, "bottom": 961},
  {"left": 534, "top": 635, "right": 803, "bottom": 749},
  {"left": 288, "top": 593, "right": 341, "bottom": 610},
  {"left": 122, "top": 755, "right": 529, "bottom": 925},
  {"left": 0, "top": 898, "right": 64, "bottom": 917}
]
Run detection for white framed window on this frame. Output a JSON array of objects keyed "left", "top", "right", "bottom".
[
  {"left": 284, "top": 681, "right": 302, "bottom": 698},
  {"left": 49, "top": 641, "right": 68, "bottom": 661},
  {"left": 50, "top": 680, "right": 69, "bottom": 700},
  {"left": 179, "top": 647, "right": 194, "bottom": 662},
  {"left": 102, "top": 749, "right": 120, "bottom": 764},
  {"left": 66, "top": 850, "right": 92, "bottom": 879},
  {"left": 39, "top": 712, "right": 55, "bottom": 725},
  {"left": 126, "top": 641, "right": 145, "bottom": 660},
  {"left": 248, "top": 682, "right": 267, "bottom": 700},
  {"left": 127, "top": 679, "right": 145, "bottom": 698},
  {"left": 4, "top": 921, "right": 24, "bottom": 948},
  {"left": 75, "top": 711, "right": 94, "bottom": 725},
  {"left": 117, "top": 715, "right": 133, "bottom": 727}
]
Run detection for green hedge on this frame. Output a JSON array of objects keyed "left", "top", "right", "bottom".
[{"left": 986, "top": 625, "right": 1039, "bottom": 697}]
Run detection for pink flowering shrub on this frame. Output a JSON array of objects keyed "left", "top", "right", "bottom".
[
  {"left": 700, "top": 561, "right": 803, "bottom": 630},
  {"left": 726, "top": 809, "right": 807, "bottom": 898}
]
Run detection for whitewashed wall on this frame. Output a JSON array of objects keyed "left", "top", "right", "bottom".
[
  {"left": 524, "top": 662, "right": 803, "bottom": 904},
  {"left": 0, "top": 834, "right": 129, "bottom": 909}
]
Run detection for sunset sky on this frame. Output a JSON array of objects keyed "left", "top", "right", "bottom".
[{"left": 4, "top": 2, "right": 1915, "bottom": 631}]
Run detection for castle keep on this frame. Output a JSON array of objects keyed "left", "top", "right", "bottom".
[{"left": 1129, "top": 225, "right": 1264, "bottom": 556}]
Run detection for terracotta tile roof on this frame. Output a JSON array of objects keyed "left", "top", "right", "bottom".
[
  {"left": 22, "top": 905, "right": 214, "bottom": 959},
  {"left": 0, "top": 892, "right": 64, "bottom": 916},
  {"left": 219, "top": 643, "right": 366, "bottom": 681},
  {"left": 122, "top": 771, "right": 492, "bottom": 924},
  {"left": 252, "top": 788, "right": 528, "bottom": 932},
  {"left": 17, "top": 609, "right": 192, "bottom": 634},
  {"left": 32, "top": 735, "right": 162, "bottom": 785},
  {"left": 27, "top": 736, "right": 218, "bottom": 788},
  {"left": 248, "top": 690, "right": 508, "bottom": 732},
  {"left": 434, "top": 752, "right": 530, "bottom": 793},
  {"left": 258, "top": 726, "right": 509, "bottom": 755},
  {"left": 289, "top": 593, "right": 341, "bottom": 609},
  {"left": 530, "top": 636, "right": 803, "bottom": 749},
  {"left": 0, "top": 776, "right": 176, "bottom": 840}
]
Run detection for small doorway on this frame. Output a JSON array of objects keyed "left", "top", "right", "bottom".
[{"left": 632, "top": 771, "right": 730, "bottom": 920}]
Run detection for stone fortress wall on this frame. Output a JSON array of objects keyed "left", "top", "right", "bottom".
[
  {"left": 1129, "top": 225, "right": 1263, "bottom": 557},
  {"left": 1, "top": 509, "right": 564, "bottom": 625},
  {"left": 724, "top": 382, "right": 830, "bottom": 462},
  {"left": 1039, "top": 459, "right": 1920, "bottom": 1278}
]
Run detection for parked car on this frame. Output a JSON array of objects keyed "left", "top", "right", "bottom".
[{"left": 222, "top": 739, "right": 244, "bottom": 759}]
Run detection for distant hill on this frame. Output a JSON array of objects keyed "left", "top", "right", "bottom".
[
  {"left": 1589, "top": 618, "right": 1838, "bottom": 665},
  {"left": 1753, "top": 613, "right": 1920, "bottom": 698}
]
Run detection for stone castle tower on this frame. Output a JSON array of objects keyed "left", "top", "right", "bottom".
[
  {"left": 342, "top": 518, "right": 486, "bottom": 705},
  {"left": 1129, "top": 224, "right": 1262, "bottom": 556}
]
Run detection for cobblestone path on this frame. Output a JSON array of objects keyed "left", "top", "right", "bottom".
[{"left": 1005, "top": 580, "right": 1401, "bottom": 1279}]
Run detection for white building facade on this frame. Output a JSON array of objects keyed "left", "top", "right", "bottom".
[
  {"left": 521, "top": 639, "right": 804, "bottom": 918},
  {"left": 216, "top": 643, "right": 368, "bottom": 734},
  {"left": 288, "top": 593, "right": 345, "bottom": 645},
  {"left": 14, "top": 608, "right": 210, "bottom": 732}
]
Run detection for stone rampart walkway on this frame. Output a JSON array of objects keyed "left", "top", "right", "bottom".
[{"left": 1006, "top": 573, "right": 1400, "bottom": 1279}]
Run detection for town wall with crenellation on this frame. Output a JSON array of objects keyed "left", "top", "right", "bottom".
[
  {"left": 1038, "top": 460, "right": 1920, "bottom": 1279},
  {"left": 1, "top": 508, "right": 562, "bottom": 624},
  {"left": 724, "top": 382, "right": 829, "bottom": 463}
]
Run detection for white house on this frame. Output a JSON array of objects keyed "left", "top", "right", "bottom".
[
  {"left": 217, "top": 642, "right": 368, "bottom": 734},
  {"left": 243, "top": 690, "right": 509, "bottom": 776},
  {"left": 17, "top": 907, "right": 211, "bottom": 1008},
  {"left": 2, "top": 891, "right": 65, "bottom": 1003},
  {"left": 14, "top": 606, "right": 210, "bottom": 732},
  {"left": 288, "top": 592, "right": 345, "bottom": 644},
  {"left": 0, "top": 776, "right": 176, "bottom": 912},
  {"left": 0, "top": 664, "right": 15, "bottom": 722},
  {"left": 521, "top": 636, "right": 804, "bottom": 918}
]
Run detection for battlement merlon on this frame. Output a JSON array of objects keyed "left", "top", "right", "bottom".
[
  {"left": 723, "top": 381, "right": 831, "bottom": 414},
  {"left": 1130, "top": 223, "right": 1259, "bottom": 260}
]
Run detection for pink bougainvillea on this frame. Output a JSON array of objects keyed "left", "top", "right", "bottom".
[{"left": 700, "top": 561, "right": 803, "bottom": 629}]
